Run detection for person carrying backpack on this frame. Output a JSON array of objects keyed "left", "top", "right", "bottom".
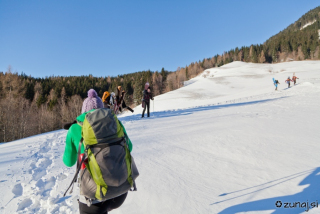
[
  {"left": 273, "top": 78, "right": 280, "bottom": 90},
  {"left": 110, "top": 92, "right": 115, "bottom": 109},
  {"left": 141, "top": 82, "right": 153, "bottom": 118},
  {"left": 63, "top": 89, "right": 138, "bottom": 214},
  {"left": 292, "top": 73, "right": 299, "bottom": 85},
  {"left": 285, "top": 76, "right": 293, "bottom": 88},
  {"left": 102, "top": 91, "right": 116, "bottom": 110},
  {"left": 102, "top": 91, "right": 111, "bottom": 109},
  {"left": 81, "top": 89, "right": 104, "bottom": 114}
]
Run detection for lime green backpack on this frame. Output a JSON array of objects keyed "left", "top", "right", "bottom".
[{"left": 64, "top": 108, "right": 139, "bottom": 205}]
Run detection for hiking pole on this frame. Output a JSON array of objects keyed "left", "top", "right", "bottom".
[{"left": 153, "top": 99, "right": 154, "bottom": 117}]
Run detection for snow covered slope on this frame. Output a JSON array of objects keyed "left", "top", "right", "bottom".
[
  {"left": 124, "top": 60, "right": 320, "bottom": 113},
  {"left": 1, "top": 61, "right": 320, "bottom": 214}
]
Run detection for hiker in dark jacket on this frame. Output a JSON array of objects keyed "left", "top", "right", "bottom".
[
  {"left": 115, "top": 86, "right": 134, "bottom": 114},
  {"left": 142, "top": 82, "right": 153, "bottom": 118},
  {"left": 62, "top": 89, "right": 130, "bottom": 214}
]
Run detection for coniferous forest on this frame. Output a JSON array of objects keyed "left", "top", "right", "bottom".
[{"left": 1, "top": 6, "right": 320, "bottom": 142}]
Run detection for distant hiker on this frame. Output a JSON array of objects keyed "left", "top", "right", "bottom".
[
  {"left": 102, "top": 91, "right": 116, "bottom": 109},
  {"left": 273, "top": 78, "right": 280, "bottom": 90},
  {"left": 141, "top": 82, "right": 153, "bottom": 118},
  {"left": 63, "top": 89, "right": 103, "bottom": 130},
  {"left": 102, "top": 91, "right": 111, "bottom": 108},
  {"left": 114, "top": 86, "right": 134, "bottom": 114},
  {"left": 116, "top": 86, "right": 125, "bottom": 113},
  {"left": 110, "top": 92, "right": 116, "bottom": 109},
  {"left": 81, "top": 89, "right": 104, "bottom": 114},
  {"left": 292, "top": 73, "right": 299, "bottom": 85},
  {"left": 285, "top": 76, "right": 293, "bottom": 88},
  {"left": 62, "top": 88, "right": 138, "bottom": 214}
]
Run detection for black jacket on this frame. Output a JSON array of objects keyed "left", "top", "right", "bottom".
[{"left": 143, "top": 90, "right": 152, "bottom": 103}]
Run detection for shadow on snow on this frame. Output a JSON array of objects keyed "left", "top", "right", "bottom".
[
  {"left": 216, "top": 167, "right": 320, "bottom": 213},
  {"left": 119, "top": 97, "right": 288, "bottom": 123}
]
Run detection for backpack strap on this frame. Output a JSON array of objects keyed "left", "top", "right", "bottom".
[
  {"left": 63, "top": 138, "right": 85, "bottom": 197},
  {"left": 124, "top": 134, "right": 137, "bottom": 192},
  {"left": 130, "top": 155, "right": 137, "bottom": 192},
  {"left": 76, "top": 138, "right": 83, "bottom": 170},
  {"left": 130, "top": 180, "right": 137, "bottom": 191}
]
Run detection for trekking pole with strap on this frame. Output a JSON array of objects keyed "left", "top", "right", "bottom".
[
  {"left": 153, "top": 99, "right": 154, "bottom": 117},
  {"left": 64, "top": 139, "right": 85, "bottom": 196}
]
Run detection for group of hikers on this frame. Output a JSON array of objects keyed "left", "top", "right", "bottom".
[
  {"left": 273, "top": 73, "right": 299, "bottom": 90},
  {"left": 101, "top": 82, "right": 153, "bottom": 117},
  {"left": 100, "top": 85, "right": 134, "bottom": 114},
  {"left": 62, "top": 82, "right": 154, "bottom": 214}
]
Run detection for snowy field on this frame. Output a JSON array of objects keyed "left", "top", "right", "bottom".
[{"left": 1, "top": 61, "right": 320, "bottom": 214}]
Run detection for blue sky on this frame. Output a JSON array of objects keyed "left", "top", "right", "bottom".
[{"left": 0, "top": 0, "right": 319, "bottom": 78}]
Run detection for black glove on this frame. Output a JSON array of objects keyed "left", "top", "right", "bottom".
[{"left": 63, "top": 120, "right": 77, "bottom": 130}]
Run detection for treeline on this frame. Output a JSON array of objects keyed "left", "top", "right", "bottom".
[
  {"left": 20, "top": 67, "right": 171, "bottom": 106},
  {"left": 0, "top": 70, "right": 81, "bottom": 142},
  {"left": 1, "top": 6, "right": 320, "bottom": 142},
  {"left": 0, "top": 67, "right": 171, "bottom": 142}
]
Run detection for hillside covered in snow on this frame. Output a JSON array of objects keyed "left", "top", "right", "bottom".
[{"left": 1, "top": 61, "right": 320, "bottom": 214}]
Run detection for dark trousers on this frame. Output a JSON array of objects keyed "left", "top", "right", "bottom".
[
  {"left": 122, "top": 101, "right": 134, "bottom": 113},
  {"left": 79, "top": 192, "right": 128, "bottom": 214},
  {"left": 142, "top": 101, "right": 150, "bottom": 117},
  {"left": 126, "top": 106, "right": 134, "bottom": 113}
]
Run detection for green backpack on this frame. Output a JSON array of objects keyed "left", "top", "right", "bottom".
[{"left": 64, "top": 108, "right": 139, "bottom": 205}]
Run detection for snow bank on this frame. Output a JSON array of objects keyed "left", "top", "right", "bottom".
[{"left": 121, "top": 60, "right": 320, "bottom": 115}]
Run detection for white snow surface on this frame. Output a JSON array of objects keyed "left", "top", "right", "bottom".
[{"left": 1, "top": 61, "right": 320, "bottom": 214}]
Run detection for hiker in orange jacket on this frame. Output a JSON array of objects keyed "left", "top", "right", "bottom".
[{"left": 102, "top": 91, "right": 111, "bottom": 108}]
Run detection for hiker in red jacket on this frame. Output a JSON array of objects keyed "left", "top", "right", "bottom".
[{"left": 292, "top": 73, "right": 299, "bottom": 85}]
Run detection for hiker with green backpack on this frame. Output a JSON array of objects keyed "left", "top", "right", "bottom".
[{"left": 62, "top": 89, "right": 139, "bottom": 214}]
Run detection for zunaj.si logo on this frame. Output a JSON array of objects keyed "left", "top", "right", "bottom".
[
  {"left": 275, "top": 201, "right": 282, "bottom": 208},
  {"left": 275, "top": 200, "right": 319, "bottom": 212}
]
